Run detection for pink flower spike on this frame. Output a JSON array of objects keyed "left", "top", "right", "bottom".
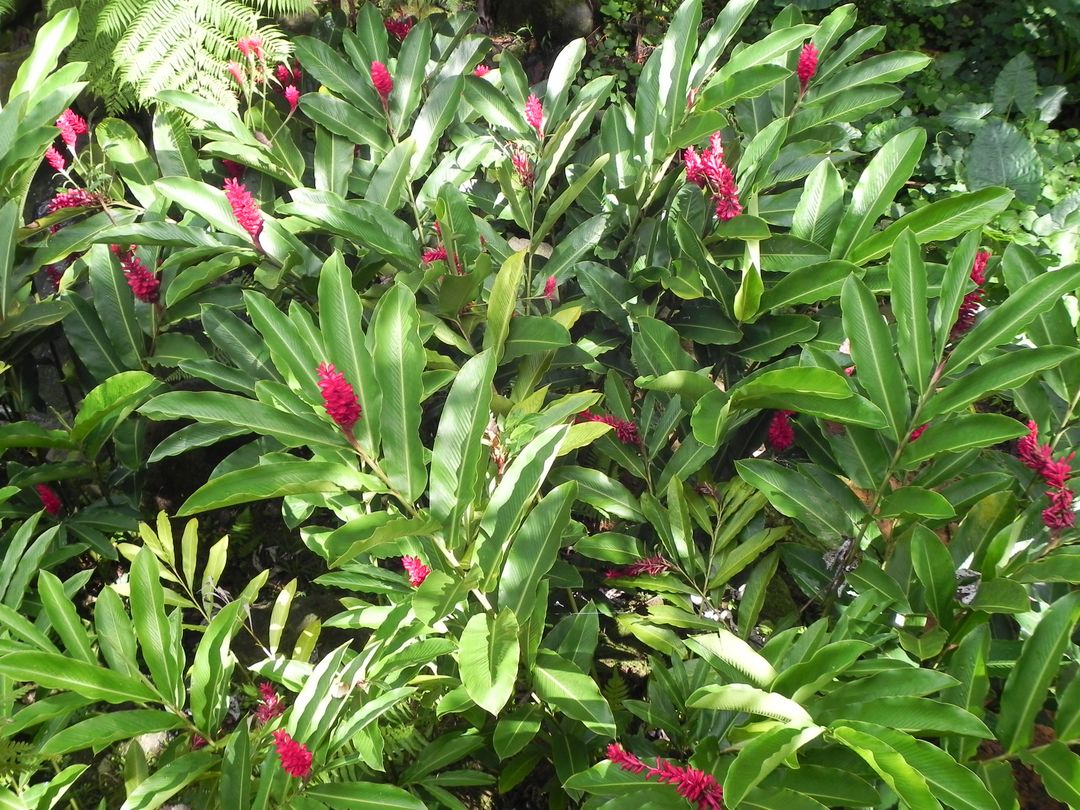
[
  {"left": 223, "top": 178, "right": 263, "bottom": 242},
  {"left": 56, "top": 109, "right": 87, "bottom": 150},
  {"left": 909, "top": 423, "right": 929, "bottom": 441},
  {"left": 767, "top": 410, "right": 795, "bottom": 452},
  {"left": 971, "top": 249, "right": 991, "bottom": 285},
  {"left": 116, "top": 247, "right": 160, "bottom": 303},
  {"left": 473, "top": 64, "right": 491, "bottom": 77},
  {"left": 371, "top": 61, "right": 393, "bottom": 103},
  {"left": 35, "top": 484, "right": 62, "bottom": 516},
  {"left": 316, "top": 362, "right": 362, "bottom": 430},
  {"left": 255, "top": 681, "right": 286, "bottom": 725},
  {"left": 511, "top": 148, "right": 534, "bottom": 188},
  {"left": 272, "top": 730, "right": 312, "bottom": 778},
  {"left": 237, "top": 36, "right": 263, "bottom": 60},
  {"left": 228, "top": 61, "right": 246, "bottom": 88},
  {"left": 607, "top": 743, "right": 647, "bottom": 774},
  {"left": 1042, "top": 487, "right": 1075, "bottom": 531},
  {"left": 797, "top": 42, "right": 818, "bottom": 89},
  {"left": 384, "top": 16, "right": 413, "bottom": 41},
  {"left": 543, "top": 275, "right": 557, "bottom": 302},
  {"left": 422, "top": 245, "right": 448, "bottom": 265},
  {"left": 402, "top": 555, "right": 431, "bottom": 587},
  {"left": 284, "top": 84, "right": 300, "bottom": 112},
  {"left": 44, "top": 146, "right": 66, "bottom": 172},
  {"left": 524, "top": 94, "right": 544, "bottom": 137}
]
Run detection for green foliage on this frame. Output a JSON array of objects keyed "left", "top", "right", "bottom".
[{"left": 1, "top": 0, "right": 1079, "bottom": 807}]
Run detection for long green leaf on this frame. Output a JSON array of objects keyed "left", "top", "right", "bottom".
[
  {"left": 889, "top": 230, "right": 933, "bottom": 392},
  {"left": 0, "top": 652, "right": 157, "bottom": 704},
  {"left": 459, "top": 609, "right": 520, "bottom": 715}
]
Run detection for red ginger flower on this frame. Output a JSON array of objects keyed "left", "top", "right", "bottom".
[
  {"left": 605, "top": 555, "right": 671, "bottom": 579},
  {"left": 227, "top": 61, "right": 245, "bottom": 87},
  {"left": 272, "top": 730, "right": 312, "bottom": 778},
  {"left": 317, "top": 362, "right": 362, "bottom": 430},
  {"left": 35, "top": 484, "right": 62, "bottom": 516},
  {"left": 797, "top": 42, "right": 818, "bottom": 89},
  {"left": 275, "top": 61, "right": 302, "bottom": 86},
  {"left": 371, "top": 61, "right": 393, "bottom": 102},
  {"left": 422, "top": 245, "right": 448, "bottom": 265},
  {"left": 47, "top": 187, "right": 96, "bottom": 214},
  {"left": 56, "top": 109, "right": 87, "bottom": 150},
  {"left": 44, "top": 146, "right": 66, "bottom": 172},
  {"left": 473, "top": 64, "right": 491, "bottom": 77},
  {"left": 284, "top": 85, "right": 300, "bottom": 112},
  {"left": 685, "top": 133, "right": 741, "bottom": 222},
  {"left": 767, "top": 410, "right": 795, "bottom": 452},
  {"left": 576, "top": 411, "right": 639, "bottom": 445},
  {"left": 255, "top": 681, "right": 286, "bottom": 725},
  {"left": 402, "top": 555, "right": 431, "bottom": 587},
  {"left": 950, "top": 249, "right": 991, "bottom": 340},
  {"left": 525, "top": 94, "right": 544, "bottom": 137},
  {"left": 237, "top": 36, "right": 263, "bottom": 59},
  {"left": 221, "top": 159, "right": 246, "bottom": 179},
  {"left": 384, "top": 16, "right": 413, "bottom": 41},
  {"left": 1017, "top": 419, "right": 1076, "bottom": 532},
  {"left": 606, "top": 744, "right": 724, "bottom": 810},
  {"left": 190, "top": 734, "right": 208, "bottom": 750},
  {"left": 543, "top": 275, "right": 558, "bottom": 302},
  {"left": 1043, "top": 488, "right": 1076, "bottom": 531},
  {"left": 511, "top": 148, "right": 534, "bottom": 188},
  {"left": 223, "top": 178, "right": 263, "bottom": 241},
  {"left": 114, "top": 246, "right": 160, "bottom": 303},
  {"left": 909, "top": 423, "right": 929, "bottom": 441}
]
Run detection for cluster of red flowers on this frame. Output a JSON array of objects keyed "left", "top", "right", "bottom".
[
  {"left": 371, "top": 61, "right": 393, "bottom": 104},
  {"left": 229, "top": 36, "right": 267, "bottom": 90},
  {"left": 255, "top": 681, "right": 286, "bottom": 725},
  {"left": 543, "top": 275, "right": 558, "bottom": 302},
  {"left": 766, "top": 410, "right": 795, "bottom": 452},
  {"left": 111, "top": 244, "right": 160, "bottom": 303},
  {"left": 607, "top": 744, "right": 724, "bottom": 810},
  {"left": 422, "top": 224, "right": 465, "bottom": 274},
  {"left": 56, "top": 109, "right": 88, "bottom": 151},
  {"left": 474, "top": 64, "right": 492, "bottom": 77},
  {"left": 237, "top": 35, "right": 263, "bottom": 60},
  {"left": 402, "top": 555, "right": 431, "bottom": 587},
  {"left": 1018, "top": 420, "right": 1075, "bottom": 531},
  {"left": 684, "top": 133, "right": 742, "bottom": 221},
  {"left": 605, "top": 555, "right": 671, "bottom": 580},
  {"left": 317, "top": 362, "right": 362, "bottom": 431},
  {"left": 223, "top": 178, "right": 263, "bottom": 242},
  {"left": 384, "top": 15, "right": 413, "bottom": 40},
  {"left": 576, "top": 411, "right": 639, "bottom": 445},
  {"left": 272, "top": 729, "right": 312, "bottom": 778},
  {"left": 35, "top": 484, "right": 62, "bottom": 516},
  {"left": 525, "top": 94, "right": 544, "bottom": 138},
  {"left": 274, "top": 60, "right": 303, "bottom": 112},
  {"left": 44, "top": 146, "right": 66, "bottom": 173},
  {"left": 797, "top": 42, "right": 818, "bottom": 92},
  {"left": 45, "top": 187, "right": 98, "bottom": 233},
  {"left": 909, "top": 423, "right": 929, "bottom": 441},
  {"left": 950, "top": 249, "right": 991, "bottom": 340},
  {"left": 511, "top": 148, "right": 534, "bottom": 188}
]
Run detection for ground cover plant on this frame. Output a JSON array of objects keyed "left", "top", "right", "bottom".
[{"left": 0, "top": 0, "right": 1079, "bottom": 808}]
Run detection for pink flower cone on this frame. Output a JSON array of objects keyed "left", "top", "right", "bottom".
[
  {"left": 767, "top": 410, "right": 795, "bottom": 452},
  {"left": 525, "top": 94, "right": 544, "bottom": 138},
  {"left": 384, "top": 16, "right": 413, "bottom": 41},
  {"left": 316, "top": 362, "right": 362, "bottom": 430},
  {"left": 284, "top": 85, "right": 300, "bottom": 112},
  {"left": 114, "top": 246, "right": 160, "bottom": 303},
  {"left": 798, "top": 42, "right": 818, "bottom": 90},
  {"left": 402, "top": 555, "right": 431, "bottom": 587},
  {"left": 371, "top": 61, "right": 393, "bottom": 103},
  {"left": 35, "top": 484, "right": 62, "bottom": 516},
  {"left": 44, "top": 146, "right": 66, "bottom": 172},
  {"left": 223, "top": 178, "right": 263, "bottom": 241},
  {"left": 56, "top": 109, "right": 88, "bottom": 150},
  {"left": 255, "top": 681, "right": 286, "bottom": 725},
  {"left": 473, "top": 64, "right": 491, "bottom": 77},
  {"left": 272, "top": 730, "right": 312, "bottom": 778}
]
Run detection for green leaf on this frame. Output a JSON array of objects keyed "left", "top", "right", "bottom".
[
  {"left": 548, "top": 467, "right": 644, "bottom": 522},
  {"left": 966, "top": 120, "right": 1042, "bottom": 205},
  {"left": 831, "top": 725, "right": 942, "bottom": 810},
  {"left": 428, "top": 349, "right": 495, "bottom": 548},
  {"left": 888, "top": 230, "right": 933, "bottom": 391},
  {"left": 389, "top": 21, "right": 432, "bottom": 132},
  {"left": 178, "top": 462, "right": 380, "bottom": 516},
  {"left": 922, "top": 347, "right": 1080, "bottom": 420},
  {"left": 684, "top": 629, "right": 778, "bottom": 687},
  {"left": 997, "top": 591, "right": 1080, "bottom": 753},
  {"left": 71, "top": 370, "right": 161, "bottom": 458},
  {"left": 945, "top": 263, "right": 1080, "bottom": 375},
  {"left": 190, "top": 599, "right": 244, "bottom": 733},
  {"left": 543, "top": 214, "right": 609, "bottom": 282},
  {"left": 484, "top": 251, "right": 526, "bottom": 359},
  {"left": 832, "top": 128, "right": 926, "bottom": 260},
  {"left": 40, "top": 711, "right": 184, "bottom": 757},
  {"left": 303, "top": 783, "right": 428, "bottom": 810},
  {"left": 813, "top": 52, "right": 931, "bottom": 102},
  {"left": 493, "top": 705, "right": 542, "bottom": 760},
  {"left": 992, "top": 52, "right": 1038, "bottom": 115},
  {"left": 409, "top": 75, "right": 464, "bottom": 177},
  {"left": 759, "top": 260, "right": 858, "bottom": 310},
  {"left": 899, "top": 414, "right": 1027, "bottom": 467},
  {"left": 372, "top": 282, "right": 427, "bottom": 503},
  {"left": 155, "top": 177, "right": 250, "bottom": 240},
  {"left": 498, "top": 482, "right": 576, "bottom": 626},
  {"left": 37, "top": 571, "right": 95, "bottom": 664},
  {"left": 119, "top": 750, "right": 215, "bottom": 810},
  {"left": 849, "top": 188, "right": 1014, "bottom": 265},
  {"left": 281, "top": 192, "right": 418, "bottom": 264},
  {"left": 736, "top": 459, "right": 852, "bottom": 540},
  {"left": 0, "top": 652, "right": 157, "bottom": 704},
  {"left": 725, "top": 726, "right": 823, "bottom": 807},
  {"left": 367, "top": 140, "right": 416, "bottom": 211},
  {"left": 130, "top": 549, "right": 183, "bottom": 706},
  {"left": 504, "top": 316, "right": 571, "bottom": 361},
  {"left": 318, "top": 252, "right": 381, "bottom": 454},
  {"left": 299, "top": 94, "right": 390, "bottom": 151},
  {"left": 841, "top": 275, "right": 909, "bottom": 441},
  {"left": 474, "top": 427, "right": 568, "bottom": 591},
  {"left": 459, "top": 609, "right": 520, "bottom": 715},
  {"left": 687, "top": 683, "right": 813, "bottom": 725},
  {"left": 9, "top": 8, "right": 77, "bottom": 99},
  {"left": 1022, "top": 742, "right": 1080, "bottom": 807},
  {"left": 293, "top": 36, "right": 382, "bottom": 116},
  {"left": 879, "top": 488, "right": 955, "bottom": 519},
  {"left": 533, "top": 649, "right": 615, "bottom": 736},
  {"left": 933, "top": 231, "right": 981, "bottom": 357},
  {"left": 632, "top": 317, "right": 696, "bottom": 377},
  {"left": 699, "top": 63, "right": 792, "bottom": 110}
]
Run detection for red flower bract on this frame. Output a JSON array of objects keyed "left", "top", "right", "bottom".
[
  {"left": 684, "top": 133, "right": 741, "bottom": 222},
  {"left": 797, "top": 42, "right": 818, "bottom": 89},
  {"left": 114, "top": 246, "right": 160, "bottom": 303},
  {"left": 284, "top": 84, "right": 300, "bottom": 112},
  {"left": 56, "top": 109, "right": 88, "bottom": 150},
  {"left": 402, "top": 556, "right": 431, "bottom": 587},
  {"left": 317, "top": 362, "right": 362, "bottom": 430},
  {"left": 525, "top": 94, "right": 544, "bottom": 137},
  {"left": 1017, "top": 418, "right": 1076, "bottom": 532},
  {"left": 384, "top": 16, "right": 413, "bottom": 41},
  {"left": 45, "top": 146, "right": 66, "bottom": 172},
  {"left": 473, "top": 64, "right": 491, "bottom": 77},
  {"left": 605, "top": 555, "right": 670, "bottom": 580},
  {"left": 255, "top": 681, "right": 286, "bottom": 725},
  {"left": 35, "top": 484, "right": 62, "bottom": 516},
  {"left": 272, "top": 730, "right": 312, "bottom": 778},
  {"left": 227, "top": 61, "right": 245, "bottom": 87},
  {"left": 576, "top": 411, "right": 639, "bottom": 445},
  {"left": 371, "top": 61, "right": 393, "bottom": 102},
  {"left": 237, "top": 35, "right": 263, "bottom": 59},
  {"left": 511, "top": 148, "right": 534, "bottom": 188},
  {"left": 543, "top": 275, "right": 558, "bottom": 302},
  {"left": 950, "top": 249, "right": 991, "bottom": 340},
  {"left": 909, "top": 423, "right": 929, "bottom": 441},
  {"left": 422, "top": 245, "right": 448, "bottom": 265},
  {"left": 767, "top": 410, "right": 795, "bottom": 452},
  {"left": 606, "top": 744, "right": 724, "bottom": 810},
  {"left": 223, "top": 178, "right": 263, "bottom": 241}
]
